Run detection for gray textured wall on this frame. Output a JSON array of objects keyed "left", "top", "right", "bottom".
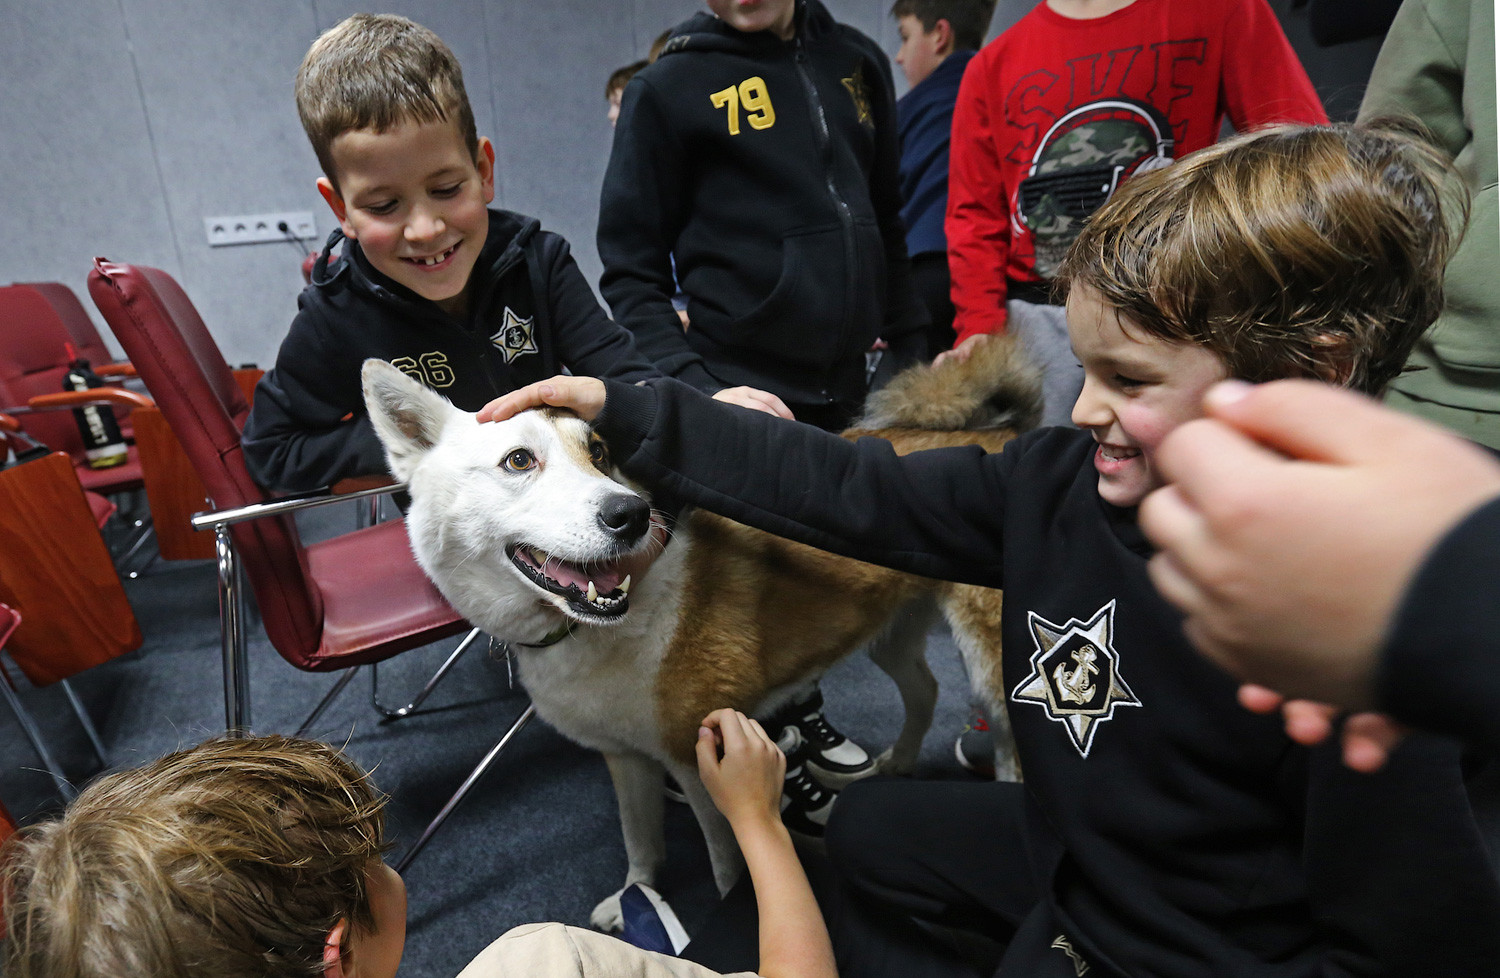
[{"left": 1, "top": 1, "right": 1374, "bottom": 369}]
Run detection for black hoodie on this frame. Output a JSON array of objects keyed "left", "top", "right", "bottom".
[
  {"left": 242, "top": 208, "right": 657, "bottom": 492},
  {"left": 597, "top": 0, "right": 925, "bottom": 416}
]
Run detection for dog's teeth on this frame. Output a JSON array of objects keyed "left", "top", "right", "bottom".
[
  {"left": 586, "top": 581, "right": 598, "bottom": 603},
  {"left": 620, "top": 575, "right": 631, "bottom": 595}
]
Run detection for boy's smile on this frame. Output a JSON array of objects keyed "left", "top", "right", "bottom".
[
  {"left": 318, "top": 119, "right": 495, "bottom": 318},
  {"left": 1068, "top": 286, "right": 1227, "bottom": 509}
]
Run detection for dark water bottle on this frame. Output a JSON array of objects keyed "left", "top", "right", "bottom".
[{"left": 62, "top": 342, "right": 127, "bottom": 469}]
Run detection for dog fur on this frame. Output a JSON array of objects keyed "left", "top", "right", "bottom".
[{"left": 362, "top": 338, "right": 1039, "bottom": 930}]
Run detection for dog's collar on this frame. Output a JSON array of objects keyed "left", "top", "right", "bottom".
[{"left": 512, "top": 619, "right": 575, "bottom": 649}]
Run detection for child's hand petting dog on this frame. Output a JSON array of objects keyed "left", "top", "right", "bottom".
[
  {"left": 476, "top": 376, "right": 793, "bottom": 424},
  {"left": 479, "top": 375, "right": 607, "bottom": 423},
  {"left": 696, "top": 708, "right": 786, "bottom": 831}
]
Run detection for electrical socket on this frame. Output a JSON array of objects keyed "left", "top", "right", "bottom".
[{"left": 204, "top": 211, "right": 318, "bottom": 247}]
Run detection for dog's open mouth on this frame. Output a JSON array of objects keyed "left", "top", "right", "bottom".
[{"left": 509, "top": 544, "right": 636, "bottom": 619}]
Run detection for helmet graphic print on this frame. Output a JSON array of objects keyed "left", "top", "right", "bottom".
[{"left": 1016, "top": 99, "right": 1175, "bottom": 278}]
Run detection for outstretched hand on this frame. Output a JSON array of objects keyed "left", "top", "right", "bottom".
[
  {"left": 712, "top": 386, "right": 796, "bottom": 419},
  {"left": 696, "top": 708, "right": 786, "bottom": 830},
  {"left": 478, "top": 376, "right": 606, "bottom": 424},
  {"left": 1140, "top": 378, "right": 1500, "bottom": 770},
  {"left": 1238, "top": 686, "right": 1408, "bottom": 773},
  {"left": 932, "top": 332, "right": 991, "bottom": 369}
]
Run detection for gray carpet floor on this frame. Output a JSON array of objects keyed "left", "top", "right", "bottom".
[{"left": 3, "top": 498, "right": 1498, "bottom": 977}]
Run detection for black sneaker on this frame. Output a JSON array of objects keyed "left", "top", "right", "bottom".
[
  {"left": 776, "top": 727, "right": 838, "bottom": 838},
  {"left": 764, "top": 689, "right": 876, "bottom": 789},
  {"left": 955, "top": 711, "right": 997, "bottom": 780}
]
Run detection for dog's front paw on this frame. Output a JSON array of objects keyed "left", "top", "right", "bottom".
[{"left": 590, "top": 888, "right": 626, "bottom": 932}]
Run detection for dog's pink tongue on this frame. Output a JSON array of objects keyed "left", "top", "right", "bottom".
[{"left": 552, "top": 559, "right": 624, "bottom": 594}]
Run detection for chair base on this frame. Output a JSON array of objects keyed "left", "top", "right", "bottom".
[{"left": 396, "top": 701, "right": 535, "bottom": 873}]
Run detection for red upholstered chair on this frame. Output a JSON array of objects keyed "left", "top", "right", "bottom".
[
  {"left": 15, "top": 281, "right": 118, "bottom": 369},
  {"left": 0, "top": 445, "right": 145, "bottom": 800},
  {"left": 89, "top": 259, "right": 534, "bottom": 867},
  {"left": 0, "top": 283, "right": 145, "bottom": 497},
  {"left": 86, "top": 258, "right": 479, "bottom": 725}
]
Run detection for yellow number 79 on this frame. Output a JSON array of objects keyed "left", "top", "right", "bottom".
[{"left": 709, "top": 75, "right": 776, "bottom": 135}]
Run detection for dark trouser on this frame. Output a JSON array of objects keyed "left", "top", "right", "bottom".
[
  {"left": 684, "top": 778, "right": 1051, "bottom": 978},
  {"left": 910, "top": 251, "right": 957, "bottom": 359}
]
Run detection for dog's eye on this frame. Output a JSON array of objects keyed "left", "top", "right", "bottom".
[
  {"left": 589, "top": 441, "right": 609, "bottom": 467},
  {"left": 502, "top": 449, "right": 537, "bottom": 472}
]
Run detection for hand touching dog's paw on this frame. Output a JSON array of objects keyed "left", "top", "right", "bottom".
[{"left": 590, "top": 888, "right": 626, "bottom": 932}]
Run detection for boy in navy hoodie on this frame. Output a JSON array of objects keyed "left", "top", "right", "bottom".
[{"left": 890, "top": 0, "right": 993, "bottom": 358}]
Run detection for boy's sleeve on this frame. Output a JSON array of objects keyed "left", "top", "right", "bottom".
[
  {"left": 1298, "top": 734, "right": 1500, "bottom": 974},
  {"left": 864, "top": 44, "right": 928, "bottom": 341},
  {"left": 538, "top": 232, "right": 660, "bottom": 384},
  {"left": 594, "top": 377, "right": 1014, "bottom": 587},
  {"left": 240, "top": 308, "right": 385, "bottom": 492},
  {"left": 1221, "top": 0, "right": 1329, "bottom": 129},
  {"left": 1377, "top": 497, "right": 1500, "bottom": 755},
  {"left": 946, "top": 52, "right": 1012, "bottom": 347},
  {"left": 598, "top": 78, "right": 720, "bottom": 393}
]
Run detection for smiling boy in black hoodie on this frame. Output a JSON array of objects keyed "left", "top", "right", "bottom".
[{"left": 242, "top": 14, "right": 667, "bottom": 493}]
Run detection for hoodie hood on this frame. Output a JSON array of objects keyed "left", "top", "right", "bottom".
[{"left": 658, "top": 0, "right": 834, "bottom": 57}]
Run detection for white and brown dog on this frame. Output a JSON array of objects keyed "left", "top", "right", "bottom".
[{"left": 362, "top": 340, "right": 1038, "bottom": 930}]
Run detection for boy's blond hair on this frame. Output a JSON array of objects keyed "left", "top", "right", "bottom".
[
  {"left": 0, "top": 736, "right": 388, "bottom": 978},
  {"left": 296, "top": 13, "right": 479, "bottom": 190},
  {"left": 1058, "top": 120, "right": 1466, "bottom": 395}
]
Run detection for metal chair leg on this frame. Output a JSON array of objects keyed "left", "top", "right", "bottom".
[
  {"left": 293, "top": 666, "right": 363, "bottom": 738},
  {"left": 395, "top": 702, "right": 535, "bottom": 873},
  {"left": 372, "top": 627, "right": 484, "bottom": 721},
  {"left": 60, "top": 678, "right": 107, "bottom": 766},
  {"left": 216, "top": 525, "right": 251, "bottom": 735},
  {"left": 0, "top": 675, "right": 77, "bottom": 800}
]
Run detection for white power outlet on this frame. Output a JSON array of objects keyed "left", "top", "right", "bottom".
[{"left": 204, "top": 211, "right": 318, "bottom": 247}]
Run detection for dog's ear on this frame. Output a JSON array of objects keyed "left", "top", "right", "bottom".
[{"left": 361, "top": 359, "right": 459, "bottom": 481}]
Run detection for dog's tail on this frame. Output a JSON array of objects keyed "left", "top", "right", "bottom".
[{"left": 854, "top": 333, "right": 1043, "bottom": 434}]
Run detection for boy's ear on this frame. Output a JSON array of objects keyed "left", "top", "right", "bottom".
[
  {"left": 361, "top": 359, "right": 461, "bottom": 482},
  {"left": 317, "top": 177, "right": 357, "bottom": 240},
  {"left": 323, "top": 919, "right": 350, "bottom": 978},
  {"left": 932, "top": 18, "right": 955, "bottom": 56},
  {"left": 477, "top": 137, "right": 496, "bottom": 206}
]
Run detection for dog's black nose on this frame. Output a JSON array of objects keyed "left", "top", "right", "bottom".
[{"left": 598, "top": 493, "right": 651, "bottom": 543}]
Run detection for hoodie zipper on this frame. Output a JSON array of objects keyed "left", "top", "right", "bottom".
[{"left": 793, "top": 31, "right": 857, "bottom": 403}]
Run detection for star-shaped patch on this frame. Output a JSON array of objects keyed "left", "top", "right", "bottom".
[
  {"left": 491, "top": 307, "right": 538, "bottom": 364},
  {"left": 1011, "top": 600, "right": 1141, "bottom": 757},
  {"left": 842, "top": 65, "right": 873, "bottom": 128}
]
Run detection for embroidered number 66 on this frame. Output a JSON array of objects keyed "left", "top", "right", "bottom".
[
  {"left": 389, "top": 351, "right": 456, "bottom": 389},
  {"left": 710, "top": 75, "right": 776, "bottom": 135}
]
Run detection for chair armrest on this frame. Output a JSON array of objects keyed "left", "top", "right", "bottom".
[
  {"left": 0, "top": 413, "right": 19, "bottom": 435},
  {"left": 94, "top": 362, "right": 137, "bottom": 379},
  {"left": 27, "top": 388, "right": 155, "bottom": 412},
  {"left": 190, "top": 481, "right": 409, "bottom": 532}
]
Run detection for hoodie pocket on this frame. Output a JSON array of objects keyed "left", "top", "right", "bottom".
[{"left": 724, "top": 227, "right": 850, "bottom": 367}]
